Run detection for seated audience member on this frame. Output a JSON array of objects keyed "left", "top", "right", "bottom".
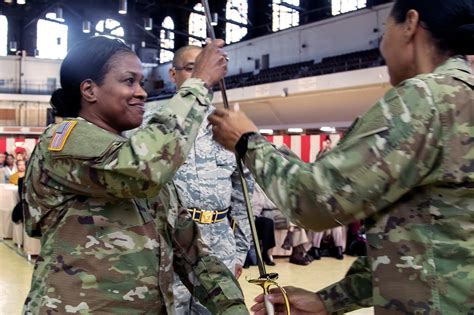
[
  {"left": 0, "top": 152, "right": 6, "bottom": 183},
  {"left": 251, "top": 184, "right": 277, "bottom": 266},
  {"left": 317, "top": 136, "right": 333, "bottom": 159},
  {"left": 9, "top": 159, "right": 26, "bottom": 185},
  {"left": 304, "top": 136, "right": 346, "bottom": 260},
  {"left": 281, "top": 223, "right": 313, "bottom": 265},
  {"left": 15, "top": 152, "right": 28, "bottom": 162},
  {"left": 12, "top": 177, "right": 26, "bottom": 224},
  {"left": 251, "top": 185, "right": 312, "bottom": 266},
  {"left": 3, "top": 153, "right": 16, "bottom": 182},
  {"left": 307, "top": 227, "right": 346, "bottom": 260},
  {"left": 345, "top": 220, "right": 367, "bottom": 257}
]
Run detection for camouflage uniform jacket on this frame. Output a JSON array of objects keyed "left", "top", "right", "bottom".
[
  {"left": 243, "top": 57, "right": 474, "bottom": 314},
  {"left": 23, "top": 79, "right": 248, "bottom": 315}
]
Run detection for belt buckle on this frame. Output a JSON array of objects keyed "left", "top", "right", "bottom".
[{"left": 200, "top": 210, "right": 214, "bottom": 224}]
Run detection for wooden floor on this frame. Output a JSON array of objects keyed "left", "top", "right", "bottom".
[{"left": 0, "top": 240, "right": 373, "bottom": 314}]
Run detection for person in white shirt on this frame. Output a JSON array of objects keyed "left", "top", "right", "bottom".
[{"left": 3, "top": 153, "right": 16, "bottom": 182}]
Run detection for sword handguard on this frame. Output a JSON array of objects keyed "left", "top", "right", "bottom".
[{"left": 247, "top": 273, "right": 291, "bottom": 315}]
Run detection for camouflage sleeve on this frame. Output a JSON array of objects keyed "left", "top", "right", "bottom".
[
  {"left": 317, "top": 257, "right": 373, "bottom": 314},
  {"left": 172, "top": 209, "right": 249, "bottom": 315},
  {"left": 244, "top": 78, "right": 442, "bottom": 231},
  {"left": 47, "top": 78, "right": 212, "bottom": 199},
  {"left": 230, "top": 162, "right": 254, "bottom": 265}
]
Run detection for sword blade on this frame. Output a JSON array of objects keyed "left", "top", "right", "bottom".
[{"left": 201, "top": 0, "right": 267, "bottom": 278}]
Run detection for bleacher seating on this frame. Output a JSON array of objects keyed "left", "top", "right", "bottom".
[
  {"left": 214, "top": 48, "right": 384, "bottom": 91},
  {"left": 148, "top": 48, "right": 384, "bottom": 99},
  {"left": 303, "top": 49, "right": 384, "bottom": 77}
]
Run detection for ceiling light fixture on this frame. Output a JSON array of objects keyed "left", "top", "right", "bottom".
[
  {"left": 118, "top": 0, "right": 127, "bottom": 15},
  {"left": 45, "top": 12, "right": 56, "bottom": 19},
  {"left": 320, "top": 126, "right": 336, "bottom": 133},
  {"left": 82, "top": 20, "right": 91, "bottom": 33},
  {"left": 287, "top": 128, "right": 303, "bottom": 133},
  {"left": 17, "top": 0, "right": 26, "bottom": 4},
  {"left": 55, "top": 6, "right": 64, "bottom": 22},
  {"left": 259, "top": 129, "right": 274, "bottom": 135},
  {"left": 144, "top": 17, "right": 153, "bottom": 31},
  {"left": 9, "top": 41, "right": 17, "bottom": 52},
  {"left": 211, "top": 13, "right": 218, "bottom": 26}
]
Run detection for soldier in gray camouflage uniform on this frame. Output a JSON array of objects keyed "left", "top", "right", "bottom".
[
  {"left": 209, "top": 0, "right": 474, "bottom": 314},
  {"left": 143, "top": 45, "right": 253, "bottom": 315},
  {"left": 23, "top": 36, "right": 248, "bottom": 314}
]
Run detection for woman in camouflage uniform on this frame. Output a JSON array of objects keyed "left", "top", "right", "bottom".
[
  {"left": 23, "top": 36, "right": 248, "bottom": 314},
  {"left": 209, "top": 0, "right": 474, "bottom": 314}
]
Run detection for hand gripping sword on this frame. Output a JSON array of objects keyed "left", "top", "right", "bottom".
[{"left": 201, "top": 1, "right": 290, "bottom": 314}]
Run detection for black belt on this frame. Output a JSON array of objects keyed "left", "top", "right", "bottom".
[{"left": 187, "top": 208, "right": 229, "bottom": 224}]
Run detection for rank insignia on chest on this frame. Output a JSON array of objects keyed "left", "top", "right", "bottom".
[{"left": 48, "top": 120, "right": 77, "bottom": 151}]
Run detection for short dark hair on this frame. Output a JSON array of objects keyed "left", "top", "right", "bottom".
[
  {"left": 4, "top": 153, "right": 14, "bottom": 167},
  {"left": 51, "top": 36, "right": 134, "bottom": 117},
  {"left": 391, "top": 0, "right": 474, "bottom": 55},
  {"left": 172, "top": 45, "right": 202, "bottom": 67}
]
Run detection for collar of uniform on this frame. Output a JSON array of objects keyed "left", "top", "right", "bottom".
[
  {"left": 74, "top": 116, "right": 128, "bottom": 140},
  {"left": 434, "top": 55, "right": 472, "bottom": 75}
]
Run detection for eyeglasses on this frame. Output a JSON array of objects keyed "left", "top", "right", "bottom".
[{"left": 173, "top": 65, "right": 194, "bottom": 72}]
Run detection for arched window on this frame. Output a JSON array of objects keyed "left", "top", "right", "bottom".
[
  {"left": 0, "top": 15, "right": 7, "bottom": 56},
  {"left": 189, "top": 3, "right": 206, "bottom": 46},
  {"left": 95, "top": 19, "right": 125, "bottom": 39},
  {"left": 226, "top": 0, "right": 248, "bottom": 44},
  {"left": 160, "top": 16, "right": 175, "bottom": 64},
  {"left": 36, "top": 19, "right": 68, "bottom": 59},
  {"left": 272, "top": 0, "right": 300, "bottom": 32},
  {"left": 332, "top": 0, "right": 366, "bottom": 15}
]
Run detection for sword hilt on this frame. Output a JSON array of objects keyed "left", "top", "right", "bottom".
[{"left": 247, "top": 273, "right": 291, "bottom": 315}]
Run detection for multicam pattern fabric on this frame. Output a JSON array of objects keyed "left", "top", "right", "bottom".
[
  {"left": 150, "top": 183, "right": 248, "bottom": 315},
  {"left": 243, "top": 56, "right": 474, "bottom": 314},
  {"left": 317, "top": 257, "right": 373, "bottom": 314},
  {"left": 23, "top": 78, "right": 248, "bottom": 314},
  {"left": 142, "top": 104, "right": 253, "bottom": 315}
]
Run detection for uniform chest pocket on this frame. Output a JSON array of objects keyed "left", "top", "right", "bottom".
[{"left": 215, "top": 150, "right": 235, "bottom": 179}]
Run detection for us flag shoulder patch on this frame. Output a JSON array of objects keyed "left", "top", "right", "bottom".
[{"left": 48, "top": 120, "right": 77, "bottom": 151}]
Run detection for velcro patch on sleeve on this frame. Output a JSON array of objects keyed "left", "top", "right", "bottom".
[{"left": 48, "top": 120, "right": 77, "bottom": 151}]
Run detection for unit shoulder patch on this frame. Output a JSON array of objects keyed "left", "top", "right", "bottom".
[{"left": 48, "top": 120, "right": 77, "bottom": 151}]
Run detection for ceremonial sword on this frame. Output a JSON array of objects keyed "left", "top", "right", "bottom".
[{"left": 201, "top": 1, "right": 290, "bottom": 314}]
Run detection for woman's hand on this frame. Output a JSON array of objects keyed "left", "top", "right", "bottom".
[
  {"left": 251, "top": 286, "right": 328, "bottom": 315},
  {"left": 192, "top": 39, "right": 228, "bottom": 87},
  {"left": 208, "top": 109, "right": 258, "bottom": 152}
]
